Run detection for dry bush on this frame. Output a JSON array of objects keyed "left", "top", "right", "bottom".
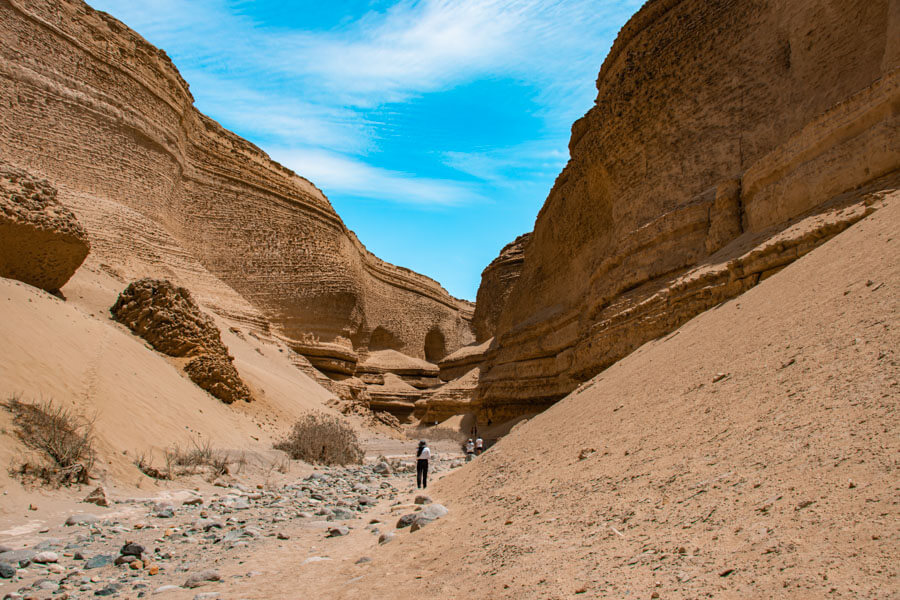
[
  {"left": 4, "top": 395, "right": 95, "bottom": 486},
  {"left": 133, "top": 452, "right": 171, "bottom": 480},
  {"left": 134, "top": 438, "right": 233, "bottom": 480},
  {"left": 275, "top": 412, "right": 363, "bottom": 466}
]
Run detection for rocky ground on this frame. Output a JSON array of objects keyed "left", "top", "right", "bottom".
[{"left": 0, "top": 445, "right": 463, "bottom": 600}]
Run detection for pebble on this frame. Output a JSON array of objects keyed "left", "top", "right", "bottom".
[
  {"left": 85, "top": 555, "right": 114, "bottom": 569},
  {"left": 378, "top": 532, "right": 395, "bottom": 545},
  {"left": 32, "top": 551, "right": 58, "bottom": 564},
  {"left": 153, "top": 584, "right": 181, "bottom": 594},
  {"left": 326, "top": 526, "right": 349, "bottom": 538},
  {"left": 0, "top": 562, "right": 16, "bottom": 578},
  {"left": 183, "top": 569, "right": 221, "bottom": 588},
  {"left": 64, "top": 514, "right": 100, "bottom": 526}
]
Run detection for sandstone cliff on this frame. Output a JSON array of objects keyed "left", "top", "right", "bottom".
[
  {"left": 0, "top": 0, "right": 473, "bottom": 381},
  {"left": 471, "top": 233, "right": 530, "bottom": 343},
  {"left": 469, "top": 0, "right": 899, "bottom": 419}
]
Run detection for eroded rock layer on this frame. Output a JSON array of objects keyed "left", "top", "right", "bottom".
[
  {"left": 472, "top": 233, "right": 530, "bottom": 343},
  {"left": 0, "top": 161, "right": 89, "bottom": 292},
  {"left": 110, "top": 278, "right": 252, "bottom": 404},
  {"left": 0, "top": 0, "right": 473, "bottom": 374},
  {"left": 473, "top": 0, "right": 900, "bottom": 419}
]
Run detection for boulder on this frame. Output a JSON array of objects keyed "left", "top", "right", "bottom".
[
  {"left": 110, "top": 279, "right": 252, "bottom": 403},
  {"left": 410, "top": 503, "right": 449, "bottom": 532},
  {"left": 83, "top": 485, "right": 110, "bottom": 507},
  {"left": 0, "top": 162, "right": 90, "bottom": 292}
]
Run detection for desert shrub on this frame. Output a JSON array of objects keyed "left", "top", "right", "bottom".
[
  {"left": 275, "top": 412, "right": 364, "bottom": 465},
  {"left": 134, "top": 438, "right": 233, "bottom": 480},
  {"left": 4, "top": 395, "right": 95, "bottom": 486}
]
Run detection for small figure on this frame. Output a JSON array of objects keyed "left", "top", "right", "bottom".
[
  {"left": 475, "top": 436, "right": 484, "bottom": 455},
  {"left": 465, "top": 438, "right": 475, "bottom": 462},
  {"left": 416, "top": 440, "right": 431, "bottom": 489}
]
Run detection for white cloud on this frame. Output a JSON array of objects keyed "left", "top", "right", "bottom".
[
  {"left": 269, "top": 148, "right": 483, "bottom": 207},
  {"left": 443, "top": 142, "right": 568, "bottom": 185}
]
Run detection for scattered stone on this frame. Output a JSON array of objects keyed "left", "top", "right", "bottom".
[
  {"left": 0, "top": 562, "right": 16, "bottom": 578},
  {"left": 712, "top": 372, "right": 729, "bottom": 383},
  {"left": 182, "top": 497, "right": 203, "bottom": 506},
  {"left": 355, "top": 557, "right": 371, "bottom": 564},
  {"left": 32, "top": 551, "right": 58, "bottom": 564},
  {"left": 410, "top": 504, "right": 449, "bottom": 532},
  {"left": 83, "top": 486, "right": 111, "bottom": 507},
  {"left": 84, "top": 555, "right": 114, "bottom": 570},
  {"left": 373, "top": 462, "right": 392, "bottom": 475},
  {"left": 378, "top": 532, "right": 395, "bottom": 545},
  {"left": 95, "top": 583, "right": 121, "bottom": 596},
  {"left": 276, "top": 533, "right": 290, "bottom": 540},
  {"left": 65, "top": 514, "right": 100, "bottom": 526},
  {"left": 414, "top": 495, "right": 432, "bottom": 505},
  {"left": 184, "top": 570, "right": 221, "bottom": 588},
  {"left": 120, "top": 542, "right": 145, "bottom": 558},
  {"left": 326, "top": 526, "right": 349, "bottom": 538},
  {"left": 396, "top": 513, "right": 417, "bottom": 529}
]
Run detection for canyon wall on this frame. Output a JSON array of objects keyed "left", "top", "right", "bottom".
[
  {"left": 472, "top": 0, "right": 899, "bottom": 419},
  {"left": 471, "top": 233, "right": 530, "bottom": 344},
  {"left": 0, "top": 0, "right": 473, "bottom": 377}
]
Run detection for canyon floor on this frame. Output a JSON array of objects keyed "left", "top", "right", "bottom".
[{"left": 1, "top": 198, "right": 897, "bottom": 600}]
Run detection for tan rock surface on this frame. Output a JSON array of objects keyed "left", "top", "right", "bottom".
[
  {"left": 472, "top": 233, "right": 530, "bottom": 343},
  {"left": 110, "top": 278, "right": 252, "bottom": 403},
  {"left": 0, "top": 0, "right": 473, "bottom": 377},
  {"left": 475, "top": 0, "right": 900, "bottom": 418},
  {"left": 0, "top": 161, "right": 89, "bottom": 292}
]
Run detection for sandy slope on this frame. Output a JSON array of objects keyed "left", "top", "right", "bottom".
[
  {"left": 0, "top": 264, "right": 337, "bottom": 523},
  {"left": 256, "top": 194, "right": 898, "bottom": 598}
]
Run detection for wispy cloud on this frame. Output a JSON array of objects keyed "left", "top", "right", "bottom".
[
  {"left": 269, "top": 147, "right": 483, "bottom": 207},
  {"left": 442, "top": 141, "right": 568, "bottom": 186}
]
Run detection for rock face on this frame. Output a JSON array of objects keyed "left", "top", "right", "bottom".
[
  {"left": 472, "top": 0, "right": 900, "bottom": 419},
  {"left": 472, "top": 233, "right": 530, "bottom": 343},
  {"left": 0, "top": 162, "right": 89, "bottom": 292},
  {"left": 110, "top": 279, "right": 252, "bottom": 403},
  {"left": 0, "top": 0, "right": 472, "bottom": 379}
]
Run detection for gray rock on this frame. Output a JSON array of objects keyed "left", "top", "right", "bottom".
[
  {"left": 153, "top": 584, "right": 182, "bottom": 594},
  {"left": 377, "top": 532, "right": 395, "bottom": 545},
  {"left": 358, "top": 496, "right": 376, "bottom": 506},
  {"left": 410, "top": 503, "right": 449, "bottom": 532},
  {"left": 355, "top": 556, "right": 371, "bottom": 564},
  {"left": 193, "top": 593, "right": 220, "bottom": 600},
  {"left": 0, "top": 562, "right": 16, "bottom": 578},
  {"left": 396, "top": 513, "right": 417, "bottom": 529},
  {"left": 331, "top": 508, "right": 354, "bottom": 520},
  {"left": 326, "top": 526, "right": 349, "bottom": 538},
  {"left": 373, "top": 462, "right": 392, "bottom": 475},
  {"left": 85, "top": 554, "right": 114, "bottom": 569},
  {"left": 65, "top": 513, "right": 101, "bottom": 526},
  {"left": 184, "top": 569, "right": 221, "bottom": 588},
  {"left": 120, "top": 542, "right": 144, "bottom": 557},
  {"left": 0, "top": 549, "right": 35, "bottom": 567},
  {"left": 95, "top": 583, "right": 120, "bottom": 596},
  {"left": 35, "top": 579, "right": 59, "bottom": 591}
]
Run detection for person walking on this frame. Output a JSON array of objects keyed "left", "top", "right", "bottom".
[
  {"left": 475, "top": 437, "right": 484, "bottom": 456},
  {"left": 465, "top": 438, "right": 475, "bottom": 462},
  {"left": 416, "top": 440, "right": 431, "bottom": 489}
]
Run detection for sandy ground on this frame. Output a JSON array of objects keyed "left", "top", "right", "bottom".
[{"left": 218, "top": 195, "right": 898, "bottom": 598}]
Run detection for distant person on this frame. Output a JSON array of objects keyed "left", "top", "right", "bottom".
[
  {"left": 475, "top": 437, "right": 484, "bottom": 455},
  {"left": 465, "top": 438, "right": 475, "bottom": 462},
  {"left": 416, "top": 440, "right": 431, "bottom": 489}
]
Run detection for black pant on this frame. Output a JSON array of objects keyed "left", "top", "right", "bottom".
[{"left": 416, "top": 459, "right": 429, "bottom": 488}]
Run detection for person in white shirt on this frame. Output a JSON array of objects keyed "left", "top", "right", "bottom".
[
  {"left": 475, "top": 437, "right": 484, "bottom": 455},
  {"left": 465, "top": 438, "right": 475, "bottom": 461},
  {"left": 416, "top": 440, "right": 431, "bottom": 489}
]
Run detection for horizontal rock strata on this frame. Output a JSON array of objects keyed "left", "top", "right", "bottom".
[
  {"left": 472, "top": 233, "right": 530, "bottom": 343},
  {"left": 472, "top": 0, "right": 900, "bottom": 419},
  {"left": 0, "top": 0, "right": 473, "bottom": 378},
  {"left": 0, "top": 161, "right": 89, "bottom": 292}
]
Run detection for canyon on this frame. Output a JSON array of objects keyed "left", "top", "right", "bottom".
[{"left": 0, "top": 0, "right": 897, "bottom": 597}]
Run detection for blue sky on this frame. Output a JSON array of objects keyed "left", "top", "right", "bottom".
[{"left": 86, "top": 0, "right": 642, "bottom": 300}]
